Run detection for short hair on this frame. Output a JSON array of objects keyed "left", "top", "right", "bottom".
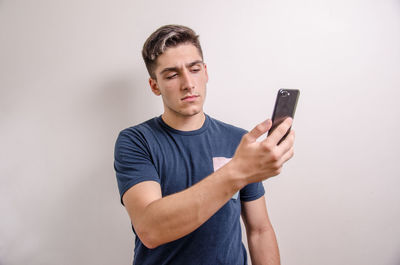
[{"left": 142, "top": 24, "right": 203, "bottom": 79}]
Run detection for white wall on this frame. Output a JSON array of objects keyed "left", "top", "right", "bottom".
[{"left": 1, "top": 0, "right": 399, "bottom": 264}]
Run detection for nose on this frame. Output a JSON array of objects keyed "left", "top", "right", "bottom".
[{"left": 181, "top": 69, "right": 195, "bottom": 91}]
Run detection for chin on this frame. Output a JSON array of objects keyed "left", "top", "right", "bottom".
[{"left": 180, "top": 108, "right": 203, "bottom": 117}]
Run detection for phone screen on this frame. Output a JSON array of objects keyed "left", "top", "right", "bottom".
[{"left": 268, "top": 89, "right": 300, "bottom": 144}]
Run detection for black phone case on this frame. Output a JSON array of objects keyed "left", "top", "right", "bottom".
[{"left": 268, "top": 89, "right": 300, "bottom": 144}]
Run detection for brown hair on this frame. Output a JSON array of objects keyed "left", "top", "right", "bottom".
[{"left": 142, "top": 25, "right": 203, "bottom": 79}]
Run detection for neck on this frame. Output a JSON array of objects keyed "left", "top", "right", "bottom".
[{"left": 161, "top": 111, "right": 206, "bottom": 131}]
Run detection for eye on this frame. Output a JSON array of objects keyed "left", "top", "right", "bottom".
[
  {"left": 166, "top": 73, "right": 178, "bottom": 79},
  {"left": 191, "top": 67, "right": 201, "bottom": 73}
]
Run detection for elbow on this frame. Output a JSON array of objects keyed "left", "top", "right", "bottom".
[
  {"left": 136, "top": 227, "right": 162, "bottom": 249},
  {"left": 141, "top": 237, "right": 160, "bottom": 250}
]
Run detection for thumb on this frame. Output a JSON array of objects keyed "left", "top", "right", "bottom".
[{"left": 247, "top": 119, "right": 272, "bottom": 141}]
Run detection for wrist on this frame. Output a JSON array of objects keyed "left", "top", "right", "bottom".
[{"left": 222, "top": 159, "right": 248, "bottom": 191}]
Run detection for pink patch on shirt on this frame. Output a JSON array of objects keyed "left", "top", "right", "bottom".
[
  {"left": 213, "top": 157, "right": 239, "bottom": 200},
  {"left": 212, "top": 157, "right": 232, "bottom": 172}
]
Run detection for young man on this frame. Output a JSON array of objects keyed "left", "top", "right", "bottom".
[{"left": 114, "top": 25, "right": 295, "bottom": 265}]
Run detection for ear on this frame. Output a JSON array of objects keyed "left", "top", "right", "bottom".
[
  {"left": 204, "top": 63, "right": 209, "bottom": 82},
  {"left": 149, "top": 77, "right": 161, "bottom": 96}
]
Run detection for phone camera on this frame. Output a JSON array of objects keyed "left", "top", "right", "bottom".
[{"left": 280, "top": 90, "right": 290, "bottom": 97}]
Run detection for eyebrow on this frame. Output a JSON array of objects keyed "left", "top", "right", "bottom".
[{"left": 159, "top": 60, "right": 204, "bottom": 75}]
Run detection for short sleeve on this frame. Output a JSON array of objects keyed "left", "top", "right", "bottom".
[
  {"left": 114, "top": 129, "right": 160, "bottom": 205},
  {"left": 239, "top": 182, "right": 265, "bottom": 202}
]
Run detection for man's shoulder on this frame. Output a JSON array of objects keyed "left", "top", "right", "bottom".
[
  {"left": 116, "top": 117, "right": 163, "bottom": 148},
  {"left": 207, "top": 115, "right": 248, "bottom": 136},
  {"left": 119, "top": 117, "right": 159, "bottom": 136}
]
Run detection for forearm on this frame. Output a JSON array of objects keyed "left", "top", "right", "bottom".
[
  {"left": 136, "top": 162, "right": 245, "bottom": 248},
  {"left": 248, "top": 228, "right": 280, "bottom": 265}
]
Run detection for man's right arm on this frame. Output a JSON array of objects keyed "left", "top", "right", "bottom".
[{"left": 122, "top": 118, "right": 295, "bottom": 249}]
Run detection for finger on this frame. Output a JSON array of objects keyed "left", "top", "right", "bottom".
[
  {"left": 279, "top": 146, "right": 295, "bottom": 165},
  {"left": 266, "top": 117, "right": 293, "bottom": 145},
  {"left": 247, "top": 119, "right": 272, "bottom": 141},
  {"left": 277, "top": 130, "right": 295, "bottom": 153}
]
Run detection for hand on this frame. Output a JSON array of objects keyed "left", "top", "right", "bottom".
[{"left": 231, "top": 118, "right": 295, "bottom": 184}]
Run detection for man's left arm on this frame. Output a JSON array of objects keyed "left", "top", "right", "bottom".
[{"left": 241, "top": 195, "right": 281, "bottom": 265}]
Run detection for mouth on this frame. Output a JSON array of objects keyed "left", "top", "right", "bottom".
[{"left": 181, "top": 95, "right": 200, "bottom": 102}]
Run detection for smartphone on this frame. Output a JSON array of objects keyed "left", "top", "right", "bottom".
[{"left": 268, "top": 89, "right": 300, "bottom": 144}]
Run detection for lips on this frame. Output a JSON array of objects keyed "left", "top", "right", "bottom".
[{"left": 181, "top": 95, "right": 199, "bottom": 101}]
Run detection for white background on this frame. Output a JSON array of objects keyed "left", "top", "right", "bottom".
[{"left": 1, "top": 0, "right": 399, "bottom": 264}]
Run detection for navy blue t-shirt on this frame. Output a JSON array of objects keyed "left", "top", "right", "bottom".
[{"left": 114, "top": 114, "right": 265, "bottom": 265}]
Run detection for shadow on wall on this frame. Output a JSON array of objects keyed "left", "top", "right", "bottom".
[
  {"left": 96, "top": 72, "right": 159, "bottom": 128},
  {"left": 34, "top": 70, "right": 159, "bottom": 264}
]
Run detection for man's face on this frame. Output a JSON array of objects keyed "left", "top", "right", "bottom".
[{"left": 149, "top": 43, "right": 208, "bottom": 119}]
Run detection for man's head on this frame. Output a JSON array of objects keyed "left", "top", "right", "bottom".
[
  {"left": 142, "top": 25, "right": 208, "bottom": 123},
  {"left": 142, "top": 25, "right": 203, "bottom": 80}
]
